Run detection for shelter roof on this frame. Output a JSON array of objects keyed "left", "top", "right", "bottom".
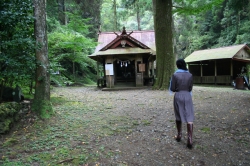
[{"left": 185, "top": 44, "right": 250, "bottom": 63}]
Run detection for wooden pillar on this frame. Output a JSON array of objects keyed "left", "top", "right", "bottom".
[
  {"left": 230, "top": 60, "right": 233, "bottom": 80},
  {"left": 214, "top": 60, "right": 217, "bottom": 76},
  {"left": 200, "top": 62, "right": 203, "bottom": 76},
  {"left": 97, "top": 61, "right": 99, "bottom": 78},
  {"left": 135, "top": 55, "right": 143, "bottom": 86},
  {"left": 200, "top": 61, "right": 203, "bottom": 83},
  {"left": 96, "top": 61, "right": 99, "bottom": 87},
  {"left": 105, "top": 56, "right": 114, "bottom": 88},
  {"left": 214, "top": 60, "right": 217, "bottom": 84}
]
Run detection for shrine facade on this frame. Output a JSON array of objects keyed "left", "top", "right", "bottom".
[{"left": 88, "top": 27, "right": 156, "bottom": 88}]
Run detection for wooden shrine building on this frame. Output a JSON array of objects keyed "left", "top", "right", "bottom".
[
  {"left": 88, "top": 27, "right": 156, "bottom": 88},
  {"left": 185, "top": 44, "right": 250, "bottom": 85}
]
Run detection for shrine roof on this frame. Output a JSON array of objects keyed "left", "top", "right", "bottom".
[{"left": 89, "top": 30, "right": 155, "bottom": 58}]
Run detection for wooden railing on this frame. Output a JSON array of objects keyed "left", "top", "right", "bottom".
[
  {"left": 202, "top": 76, "right": 215, "bottom": 83},
  {"left": 216, "top": 75, "right": 231, "bottom": 84},
  {"left": 193, "top": 76, "right": 201, "bottom": 83},
  {"left": 193, "top": 75, "right": 231, "bottom": 84}
]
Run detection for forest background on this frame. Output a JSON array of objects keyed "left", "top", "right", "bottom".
[
  {"left": 1, "top": 0, "right": 250, "bottom": 104},
  {"left": 1, "top": 0, "right": 250, "bottom": 165}
]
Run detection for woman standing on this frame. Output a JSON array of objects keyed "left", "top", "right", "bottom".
[{"left": 170, "top": 59, "right": 194, "bottom": 149}]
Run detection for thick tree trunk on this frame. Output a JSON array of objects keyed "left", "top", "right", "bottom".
[
  {"left": 153, "top": 0, "right": 175, "bottom": 89},
  {"left": 33, "top": 0, "right": 53, "bottom": 118}
]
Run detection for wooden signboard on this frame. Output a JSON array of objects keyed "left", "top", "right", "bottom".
[
  {"left": 138, "top": 63, "right": 145, "bottom": 72},
  {"left": 105, "top": 64, "right": 114, "bottom": 75}
]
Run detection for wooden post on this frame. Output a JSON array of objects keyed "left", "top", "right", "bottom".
[
  {"left": 109, "top": 75, "right": 111, "bottom": 88},
  {"left": 214, "top": 60, "right": 217, "bottom": 76},
  {"left": 200, "top": 61, "right": 203, "bottom": 83},
  {"left": 97, "top": 62, "right": 99, "bottom": 78},
  {"left": 230, "top": 60, "right": 233, "bottom": 79},
  {"left": 215, "top": 60, "right": 217, "bottom": 84}
]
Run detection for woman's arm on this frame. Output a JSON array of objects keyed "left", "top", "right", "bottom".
[
  {"left": 170, "top": 75, "right": 176, "bottom": 92},
  {"left": 189, "top": 75, "right": 193, "bottom": 92}
]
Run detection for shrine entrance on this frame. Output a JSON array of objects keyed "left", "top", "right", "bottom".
[{"left": 115, "top": 60, "right": 135, "bottom": 84}]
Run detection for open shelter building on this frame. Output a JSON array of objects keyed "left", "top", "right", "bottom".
[{"left": 185, "top": 44, "right": 250, "bottom": 89}]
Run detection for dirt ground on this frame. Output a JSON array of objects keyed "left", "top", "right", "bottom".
[{"left": 1, "top": 85, "right": 250, "bottom": 165}]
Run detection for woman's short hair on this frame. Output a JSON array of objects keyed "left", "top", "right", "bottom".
[{"left": 176, "top": 59, "right": 188, "bottom": 70}]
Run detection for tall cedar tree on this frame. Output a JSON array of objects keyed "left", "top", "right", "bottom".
[
  {"left": 153, "top": 0, "right": 175, "bottom": 89},
  {"left": 33, "top": 0, "right": 53, "bottom": 118}
]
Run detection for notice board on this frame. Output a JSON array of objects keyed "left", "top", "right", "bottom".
[
  {"left": 138, "top": 63, "right": 145, "bottom": 72},
  {"left": 105, "top": 64, "right": 114, "bottom": 75}
]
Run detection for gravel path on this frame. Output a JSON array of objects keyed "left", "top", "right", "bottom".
[
  {"left": 52, "top": 85, "right": 250, "bottom": 165},
  {"left": 1, "top": 85, "right": 250, "bottom": 166}
]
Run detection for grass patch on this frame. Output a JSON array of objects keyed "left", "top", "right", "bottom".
[
  {"left": 201, "top": 127, "right": 211, "bottom": 133},
  {"left": 142, "top": 120, "right": 151, "bottom": 125},
  {"left": 195, "top": 145, "right": 208, "bottom": 151},
  {"left": 3, "top": 138, "right": 18, "bottom": 147},
  {"left": 50, "top": 96, "right": 70, "bottom": 106},
  {"left": 1, "top": 94, "right": 138, "bottom": 165},
  {"left": 132, "top": 120, "right": 140, "bottom": 125}
]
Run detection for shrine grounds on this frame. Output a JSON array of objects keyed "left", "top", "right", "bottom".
[{"left": 1, "top": 85, "right": 250, "bottom": 165}]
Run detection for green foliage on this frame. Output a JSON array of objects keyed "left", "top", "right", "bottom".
[
  {"left": 73, "top": 0, "right": 102, "bottom": 38},
  {"left": 0, "top": 102, "right": 21, "bottom": 133},
  {"left": 3, "top": 138, "right": 19, "bottom": 147},
  {"left": 0, "top": 0, "right": 36, "bottom": 100},
  {"left": 174, "top": 0, "right": 250, "bottom": 59},
  {"left": 66, "top": 12, "right": 91, "bottom": 35},
  {"left": 47, "top": 11, "right": 97, "bottom": 84},
  {"left": 46, "top": 1, "right": 98, "bottom": 84},
  {"left": 173, "top": 0, "right": 224, "bottom": 15},
  {"left": 0, "top": 103, "right": 20, "bottom": 117},
  {"left": 101, "top": 0, "right": 154, "bottom": 31}
]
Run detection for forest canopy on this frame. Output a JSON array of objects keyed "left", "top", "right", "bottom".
[
  {"left": 100, "top": 0, "right": 250, "bottom": 58},
  {"left": 0, "top": 0, "right": 249, "bottom": 98}
]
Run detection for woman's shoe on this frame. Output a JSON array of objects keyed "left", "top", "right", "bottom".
[
  {"left": 175, "top": 120, "right": 182, "bottom": 142},
  {"left": 187, "top": 123, "right": 193, "bottom": 149}
]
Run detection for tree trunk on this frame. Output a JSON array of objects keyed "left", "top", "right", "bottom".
[
  {"left": 113, "top": 0, "right": 118, "bottom": 31},
  {"left": 33, "top": 0, "right": 53, "bottom": 118},
  {"left": 153, "top": 0, "right": 175, "bottom": 89},
  {"left": 136, "top": 1, "right": 141, "bottom": 30}
]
